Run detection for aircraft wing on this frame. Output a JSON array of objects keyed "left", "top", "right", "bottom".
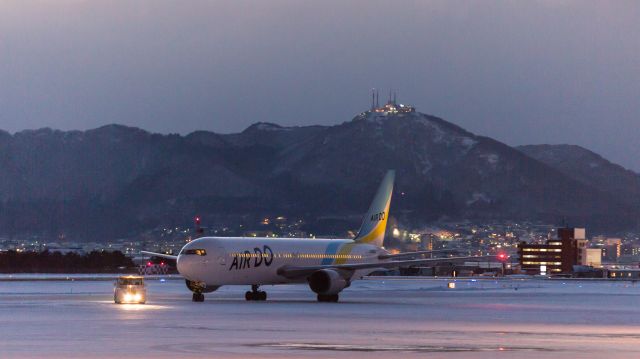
[
  {"left": 140, "top": 251, "right": 178, "bottom": 260},
  {"left": 378, "top": 249, "right": 458, "bottom": 260},
  {"left": 276, "top": 255, "right": 496, "bottom": 279}
]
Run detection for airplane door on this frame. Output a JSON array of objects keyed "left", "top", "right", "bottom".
[{"left": 216, "top": 247, "right": 226, "bottom": 266}]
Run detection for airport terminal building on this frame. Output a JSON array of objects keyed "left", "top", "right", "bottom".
[{"left": 518, "top": 227, "right": 588, "bottom": 275}]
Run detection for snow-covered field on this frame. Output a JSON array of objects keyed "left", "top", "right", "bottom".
[{"left": 1, "top": 277, "right": 639, "bottom": 358}]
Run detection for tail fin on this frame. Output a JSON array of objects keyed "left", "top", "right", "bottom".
[{"left": 354, "top": 170, "right": 395, "bottom": 247}]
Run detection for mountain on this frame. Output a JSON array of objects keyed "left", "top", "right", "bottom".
[
  {"left": 0, "top": 112, "right": 637, "bottom": 240},
  {"left": 517, "top": 144, "right": 640, "bottom": 206}
]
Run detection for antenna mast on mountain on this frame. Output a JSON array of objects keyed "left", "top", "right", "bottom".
[{"left": 371, "top": 89, "right": 376, "bottom": 111}]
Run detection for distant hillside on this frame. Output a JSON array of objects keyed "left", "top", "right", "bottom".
[
  {"left": 518, "top": 144, "right": 640, "bottom": 206},
  {"left": 0, "top": 112, "right": 638, "bottom": 240}
]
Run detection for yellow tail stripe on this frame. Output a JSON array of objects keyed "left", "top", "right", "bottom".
[
  {"left": 356, "top": 197, "right": 391, "bottom": 245},
  {"left": 334, "top": 243, "right": 356, "bottom": 265}
]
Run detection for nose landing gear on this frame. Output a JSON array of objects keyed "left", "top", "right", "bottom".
[
  {"left": 186, "top": 280, "right": 211, "bottom": 302},
  {"left": 192, "top": 292, "right": 205, "bottom": 302},
  {"left": 245, "top": 284, "right": 267, "bottom": 301}
]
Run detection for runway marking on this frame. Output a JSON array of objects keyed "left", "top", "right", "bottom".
[
  {"left": 253, "top": 342, "right": 564, "bottom": 353},
  {"left": 163, "top": 324, "right": 298, "bottom": 333}
]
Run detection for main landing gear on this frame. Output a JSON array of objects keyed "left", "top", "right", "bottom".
[
  {"left": 192, "top": 292, "right": 205, "bottom": 302},
  {"left": 317, "top": 294, "right": 339, "bottom": 302},
  {"left": 245, "top": 284, "right": 267, "bottom": 301}
]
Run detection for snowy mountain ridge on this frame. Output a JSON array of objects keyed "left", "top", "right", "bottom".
[{"left": 0, "top": 111, "right": 637, "bottom": 239}]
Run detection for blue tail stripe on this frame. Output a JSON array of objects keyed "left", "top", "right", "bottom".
[{"left": 321, "top": 242, "right": 342, "bottom": 265}]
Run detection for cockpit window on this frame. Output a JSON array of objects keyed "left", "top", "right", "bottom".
[{"left": 183, "top": 249, "right": 207, "bottom": 256}]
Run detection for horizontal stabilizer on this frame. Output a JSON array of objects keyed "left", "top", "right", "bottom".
[{"left": 378, "top": 249, "right": 459, "bottom": 260}]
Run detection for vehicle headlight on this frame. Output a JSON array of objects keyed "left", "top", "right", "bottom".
[
  {"left": 124, "top": 293, "right": 133, "bottom": 302},
  {"left": 133, "top": 293, "right": 141, "bottom": 301}
]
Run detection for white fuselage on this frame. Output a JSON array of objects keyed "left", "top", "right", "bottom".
[{"left": 176, "top": 237, "right": 386, "bottom": 286}]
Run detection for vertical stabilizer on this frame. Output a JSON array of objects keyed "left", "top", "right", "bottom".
[{"left": 354, "top": 170, "right": 395, "bottom": 247}]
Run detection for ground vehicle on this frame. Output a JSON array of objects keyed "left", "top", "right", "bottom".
[{"left": 114, "top": 276, "right": 146, "bottom": 304}]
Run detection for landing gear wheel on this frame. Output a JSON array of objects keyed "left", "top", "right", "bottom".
[
  {"left": 246, "top": 285, "right": 267, "bottom": 301},
  {"left": 192, "top": 292, "right": 204, "bottom": 302},
  {"left": 317, "top": 294, "right": 339, "bottom": 302}
]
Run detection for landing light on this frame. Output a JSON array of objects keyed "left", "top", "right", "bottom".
[{"left": 123, "top": 293, "right": 142, "bottom": 303}]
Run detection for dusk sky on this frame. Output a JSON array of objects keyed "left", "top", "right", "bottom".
[{"left": 1, "top": 1, "right": 639, "bottom": 169}]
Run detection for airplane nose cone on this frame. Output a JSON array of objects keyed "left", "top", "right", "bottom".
[{"left": 176, "top": 255, "right": 190, "bottom": 277}]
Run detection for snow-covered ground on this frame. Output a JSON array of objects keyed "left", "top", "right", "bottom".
[{"left": 1, "top": 277, "right": 639, "bottom": 358}]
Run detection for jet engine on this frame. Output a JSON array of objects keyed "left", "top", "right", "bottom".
[
  {"left": 308, "top": 269, "right": 349, "bottom": 295},
  {"left": 185, "top": 279, "right": 219, "bottom": 293}
]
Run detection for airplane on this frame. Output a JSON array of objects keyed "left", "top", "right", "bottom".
[{"left": 143, "top": 170, "right": 495, "bottom": 302}]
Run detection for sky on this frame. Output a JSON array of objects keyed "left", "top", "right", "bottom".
[{"left": 1, "top": 1, "right": 639, "bottom": 170}]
